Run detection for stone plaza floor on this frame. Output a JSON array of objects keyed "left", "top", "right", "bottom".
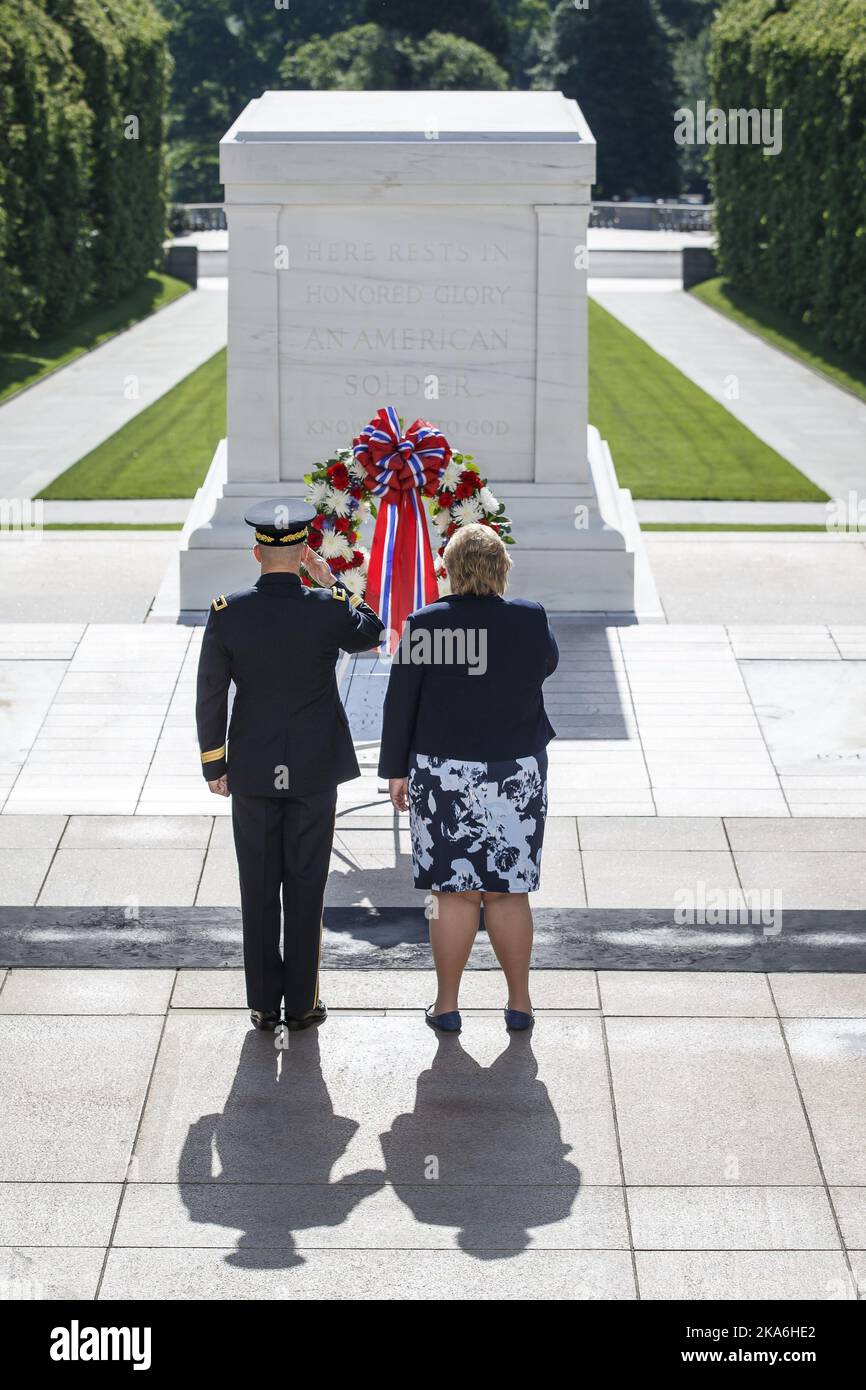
[
  {"left": 0, "top": 966, "right": 863, "bottom": 1301},
  {"left": 1, "top": 536, "right": 865, "bottom": 1300},
  {"left": 2, "top": 615, "right": 866, "bottom": 826}
]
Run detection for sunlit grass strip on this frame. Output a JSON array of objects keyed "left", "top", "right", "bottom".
[
  {"left": 589, "top": 299, "right": 828, "bottom": 502},
  {"left": 38, "top": 349, "right": 225, "bottom": 501}
]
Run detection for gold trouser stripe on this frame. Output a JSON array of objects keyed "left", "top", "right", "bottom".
[
  {"left": 201, "top": 745, "right": 226, "bottom": 764},
  {"left": 313, "top": 802, "right": 337, "bottom": 1009},
  {"left": 313, "top": 916, "right": 323, "bottom": 1009}
]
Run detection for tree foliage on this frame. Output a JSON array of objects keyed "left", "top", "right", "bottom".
[
  {"left": 710, "top": 0, "right": 866, "bottom": 356},
  {"left": 362, "top": 0, "right": 510, "bottom": 63},
  {"left": 533, "top": 0, "right": 681, "bottom": 197},
  {"left": 0, "top": 0, "right": 170, "bottom": 340},
  {"left": 279, "top": 24, "right": 508, "bottom": 91}
]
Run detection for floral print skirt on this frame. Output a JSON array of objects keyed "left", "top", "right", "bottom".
[{"left": 407, "top": 750, "right": 548, "bottom": 893}]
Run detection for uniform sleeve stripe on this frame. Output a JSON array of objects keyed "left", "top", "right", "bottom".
[{"left": 201, "top": 745, "right": 226, "bottom": 764}]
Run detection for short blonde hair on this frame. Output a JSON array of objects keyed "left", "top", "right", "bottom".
[{"left": 444, "top": 523, "right": 512, "bottom": 596}]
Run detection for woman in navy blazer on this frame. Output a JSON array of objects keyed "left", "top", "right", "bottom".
[{"left": 378, "top": 524, "right": 558, "bottom": 1034}]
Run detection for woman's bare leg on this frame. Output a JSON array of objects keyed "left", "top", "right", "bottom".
[
  {"left": 482, "top": 892, "right": 534, "bottom": 1013},
  {"left": 429, "top": 890, "right": 482, "bottom": 1013}
]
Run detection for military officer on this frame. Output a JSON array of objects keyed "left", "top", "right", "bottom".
[{"left": 196, "top": 499, "right": 383, "bottom": 1033}]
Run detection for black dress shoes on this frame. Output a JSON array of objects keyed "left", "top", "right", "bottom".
[
  {"left": 282, "top": 1001, "right": 328, "bottom": 1032},
  {"left": 250, "top": 1010, "right": 280, "bottom": 1031}
]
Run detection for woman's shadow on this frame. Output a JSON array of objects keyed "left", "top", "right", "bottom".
[
  {"left": 380, "top": 1030, "right": 581, "bottom": 1258},
  {"left": 178, "top": 1023, "right": 580, "bottom": 1266}
]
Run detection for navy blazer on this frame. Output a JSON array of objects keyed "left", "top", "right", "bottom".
[{"left": 377, "top": 593, "right": 559, "bottom": 779}]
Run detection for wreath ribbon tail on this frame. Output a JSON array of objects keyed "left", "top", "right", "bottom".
[{"left": 366, "top": 490, "right": 438, "bottom": 654}]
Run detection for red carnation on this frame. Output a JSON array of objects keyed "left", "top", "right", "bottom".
[
  {"left": 329, "top": 554, "right": 350, "bottom": 573},
  {"left": 334, "top": 516, "right": 350, "bottom": 534},
  {"left": 326, "top": 462, "right": 350, "bottom": 490},
  {"left": 352, "top": 549, "right": 365, "bottom": 566},
  {"left": 306, "top": 528, "right": 322, "bottom": 550},
  {"left": 309, "top": 513, "right": 324, "bottom": 530}
]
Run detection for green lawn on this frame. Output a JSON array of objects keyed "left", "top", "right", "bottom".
[
  {"left": 0, "top": 272, "right": 191, "bottom": 404},
  {"left": 690, "top": 277, "right": 866, "bottom": 407},
  {"left": 589, "top": 299, "right": 827, "bottom": 501},
  {"left": 38, "top": 348, "right": 226, "bottom": 500}
]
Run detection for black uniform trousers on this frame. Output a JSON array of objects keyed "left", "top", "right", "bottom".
[{"left": 231, "top": 788, "right": 337, "bottom": 1017}]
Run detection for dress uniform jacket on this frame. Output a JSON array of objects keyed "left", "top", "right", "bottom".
[
  {"left": 195, "top": 570, "right": 382, "bottom": 1020},
  {"left": 196, "top": 572, "right": 382, "bottom": 796}
]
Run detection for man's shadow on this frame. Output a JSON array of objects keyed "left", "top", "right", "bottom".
[
  {"left": 380, "top": 1031, "right": 581, "bottom": 1258},
  {"left": 178, "top": 1024, "right": 580, "bottom": 1267},
  {"left": 178, "top": 1028, "right": 383, "bottom": 1269}
]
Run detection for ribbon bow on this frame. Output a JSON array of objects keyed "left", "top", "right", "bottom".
[{"left": 353, "top": 406, "right": 451, "bottom": 649}]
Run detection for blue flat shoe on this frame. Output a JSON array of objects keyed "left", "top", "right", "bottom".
[
  {"left": 504, "top": 1007, "right": 534, "bottom": 1031},
  {"left": 425, "top": 1005, "right": 462, "bottom": 1033}
]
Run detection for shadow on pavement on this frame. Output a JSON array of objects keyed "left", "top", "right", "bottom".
[{"left": 177, "top": 1024, "right": 580, "bottom": 1268}]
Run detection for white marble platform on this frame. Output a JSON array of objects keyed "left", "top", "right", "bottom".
[{"left": 2, "top": 619, "right": 866, "bottom": 819}]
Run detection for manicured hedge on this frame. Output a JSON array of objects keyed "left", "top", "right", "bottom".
[
  {"left": 709, "top": 0, "right": 866, "bottom": 357},
  {"left": 0, "top": 1, "right": 170, "bottom": 340}
]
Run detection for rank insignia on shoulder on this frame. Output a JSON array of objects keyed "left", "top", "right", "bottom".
[
  {"left": 211, "top": 594, "right": 228, "bottom": 611},
  {"left": 330, "top": 585, "right": 347, "bottom": 602},
  {"left": 348, "top": 593, "right": 362, "bottom": 609}
]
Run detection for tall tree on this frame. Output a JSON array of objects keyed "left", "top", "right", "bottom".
[
  {"left": 654, "top": 0, "right": 716, "bottom": 42},
  {"left": 533, "top": 0, "right": 680, "bottom": 198},
  {"left": 279, "top": 24, "right": 508, "bottom": 92},
  {"left": 363, "top": 0, "right": 510, "bottom": 62}
]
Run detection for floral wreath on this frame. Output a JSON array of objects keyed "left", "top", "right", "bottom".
[{"left": 302, "top": 406, "right": 513, "bottom": 641}]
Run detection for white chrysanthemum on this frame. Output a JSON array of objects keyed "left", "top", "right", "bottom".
[
  {"left": 329, "top": 488, "right": 352, "bottom": 518},
  {"left": 453, "top": 497, "right": 483, "bottom": 527},
  {"left": 441, "top": 459, "right": 462, "bottom": 491},
  {"left": 319, "top": 528, "right": 353, "bottom": 561},
  {"left": 347, "top": 453, "right": 366, "bottom": 483},
  {"left": 307, "top": 480, "right": 332, "bottom": 510},
  {"left": 432, "top": 508, "right": 452, "bottom": 534},
  {"left": 479, "top": 486, "right": 499, "bottom": 515},
  {"left": 341, "top": 566, "right": 366, "bottom": 596}
]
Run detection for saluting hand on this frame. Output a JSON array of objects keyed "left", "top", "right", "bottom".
[{"left": 301, "top": 545, "right": 335, "bottom": 588}]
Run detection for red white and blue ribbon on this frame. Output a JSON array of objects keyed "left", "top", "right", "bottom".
[{"left": 353, "top": 406, "right": 451, "bottom": 650}]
